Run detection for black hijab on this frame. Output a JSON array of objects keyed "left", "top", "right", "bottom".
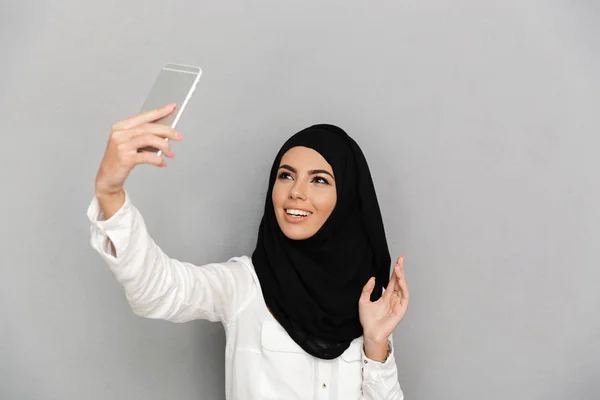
[{"left": 252, "top": 124, "right": 391, "bottom": 360}]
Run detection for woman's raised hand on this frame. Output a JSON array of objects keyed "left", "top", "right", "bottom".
[{"left": 95, "top": 103, "right": 183, "bottom": 197}]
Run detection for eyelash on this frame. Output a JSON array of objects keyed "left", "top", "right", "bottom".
[{"left": 277, "top": 172, "right": 330, "bottom": 185}]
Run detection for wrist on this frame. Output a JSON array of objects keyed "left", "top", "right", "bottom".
[
  {"left": 95, "top": 184, "right": 124, "bottom": 199},
  {"left": 363, "top": 332, "right": 388, "bottom": 347},
  {"left": 95, "top": 188, "right": 125, "bottom": 220},
  {"left": 363, "top": 337, "right": 389, "bottom": 362}
]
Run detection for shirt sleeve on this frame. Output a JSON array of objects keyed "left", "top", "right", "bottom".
[
  {"left": 361, "top": 336, "right": 404, "bottom": 399},
  {"left": 87, "top": 192, "right": 255, "bottom": 325}
]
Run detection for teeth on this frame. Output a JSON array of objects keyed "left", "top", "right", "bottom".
[{"left": 286, "top": 209, "right": 311, "bottom": 217}]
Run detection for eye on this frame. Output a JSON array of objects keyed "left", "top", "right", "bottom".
[
  {"left": 312, "top": 175, "right": 330, "bottom": 185},
  {"left": 277, "top": 172, "right": 294, "bottom": 180}
]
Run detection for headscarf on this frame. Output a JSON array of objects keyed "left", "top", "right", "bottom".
[{"left": 252, "top": 124, "right": 391, "bottom": 359}]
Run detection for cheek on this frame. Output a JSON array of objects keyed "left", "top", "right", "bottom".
[
  {"left": 271, "top": 183, "right": 284, "bottom": 208},
  {"left": 314, "top": 191, "right": 337, "bottom": 219}
]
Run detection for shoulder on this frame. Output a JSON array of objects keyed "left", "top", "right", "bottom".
[
  {"left": 201, "top": 255, "right": 258, "bottom": 289},
  {"left": 223, "top": 255, "right": 259, "bottom": 283},
  {"left": 219, "top": 255, "right": 260, "bottom": 321}
]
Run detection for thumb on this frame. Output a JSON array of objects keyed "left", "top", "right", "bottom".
[{"left": 360, "top": 277, "right": 376, "bottom": 302}]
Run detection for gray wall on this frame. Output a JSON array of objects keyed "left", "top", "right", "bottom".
[{"left": 1, "top": 1, "right": 598, "bottom": 399}]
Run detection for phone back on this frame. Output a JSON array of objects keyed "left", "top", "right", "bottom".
[{"left": 140, "top": 63, "right": 202, "bottom": 128}]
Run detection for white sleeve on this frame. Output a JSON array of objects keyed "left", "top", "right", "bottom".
[
  {"left": 361, "top": 335, "right": 404, "bottom": 399},
  {"left": 87, "top": 192, "right": 255, "bottom": 325}
]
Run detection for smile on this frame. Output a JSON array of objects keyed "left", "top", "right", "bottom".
[
  {"left": 286, "top": 209, "right": 312, "bottom": 217},
  {"left": 284, "top": 209, "right": 313, "bottom": 223}
]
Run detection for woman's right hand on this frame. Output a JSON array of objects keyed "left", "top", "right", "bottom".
[{"left": 95, "top": 103, "right": 184, "bottom": 197}]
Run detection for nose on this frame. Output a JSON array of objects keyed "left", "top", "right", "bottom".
[{"left": 289, "top": 181, "right": 307, "bottom": 201}]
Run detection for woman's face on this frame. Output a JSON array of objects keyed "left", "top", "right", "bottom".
[{"left": 272, "top": 146, "right": 337, "bottom": 240}]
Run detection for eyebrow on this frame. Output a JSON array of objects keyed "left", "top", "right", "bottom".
[{"left": 278, "top": 164, "right": 335, "bottom": 180}]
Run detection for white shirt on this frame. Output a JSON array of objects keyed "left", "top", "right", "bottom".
[{"left": 87, "top": 193, "right": 404, "bottom": 400}]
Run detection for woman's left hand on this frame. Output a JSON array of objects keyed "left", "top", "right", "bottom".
[{"left": 358, "top": 256, "right": 409, "bottom": 359}]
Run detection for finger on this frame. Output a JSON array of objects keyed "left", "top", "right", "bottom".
[
  {"left": 113, "top": 103, "right": 177, "bottom": 130},
  {"left": 395, "top": 255, "right": 403, "bottom": 266},
  {"left": 399, "top": 255, "right": 405, "bottom": 276},
  {"left": 394, "top": 256, "right": 405, "bottom": 280},
  {"left": 127, "top": 135, "right": 174, "bottom": 156},
  {"left": 360, "top": 277, "right": 376, "bottom": 302},
  {"left": 123, "top": 123, "right": 183, "bottom": 142},
  {"left": 397, "top": 276, "right": 409, "bottom": 307},
  {"left": 132, "top": 151, "right": 166, "bottom": 167},
  {"left": 383, "top": 270, "right": 398, "bottom": 300},
  {"left": 384, "top": 257, "right": 403, "bottom": 300}
]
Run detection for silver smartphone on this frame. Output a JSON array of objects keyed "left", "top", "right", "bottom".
[{"left": 138, "top": 63, "right": 202, "bottom": 155}]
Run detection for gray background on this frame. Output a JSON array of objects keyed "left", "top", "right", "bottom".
[{"left": 1, "top": 0, "right": 598, "bottom": 399}]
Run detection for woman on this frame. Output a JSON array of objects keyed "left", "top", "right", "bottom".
[{"left": 89, "top": 103, "right": 409, "bottom": 399}]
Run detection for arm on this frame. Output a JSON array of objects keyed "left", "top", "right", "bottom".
[
  {"left": 359, "top": 257, "right": 410, "bottom": 399},
  {"left": 361, "top": 335, "right": 404, "bottom": 399},
  {"left": 87, "top": 192, "right": 255, "bottom": 324}
]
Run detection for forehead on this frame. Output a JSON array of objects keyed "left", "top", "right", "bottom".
[{"left": 280, "top": 146, "right": 333, "bottom": 172}]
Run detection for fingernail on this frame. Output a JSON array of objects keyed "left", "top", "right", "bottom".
[{"left": 176, "top": 133, "right": 184, "bottom": 140}]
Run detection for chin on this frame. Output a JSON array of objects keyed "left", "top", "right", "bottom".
[
  {"left": 281, "top": 229, "right": 313, "bottom": 241},
  {"left": 276, "top": 214, "right": 316, "bottom": 240}
]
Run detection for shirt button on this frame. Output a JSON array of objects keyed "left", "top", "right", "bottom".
[
  {"left": 364, "top": 360, "right": 369, "bottom": 364},
  {"left": 322, "top": 383, "right": 327, "bottom": 389}
]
